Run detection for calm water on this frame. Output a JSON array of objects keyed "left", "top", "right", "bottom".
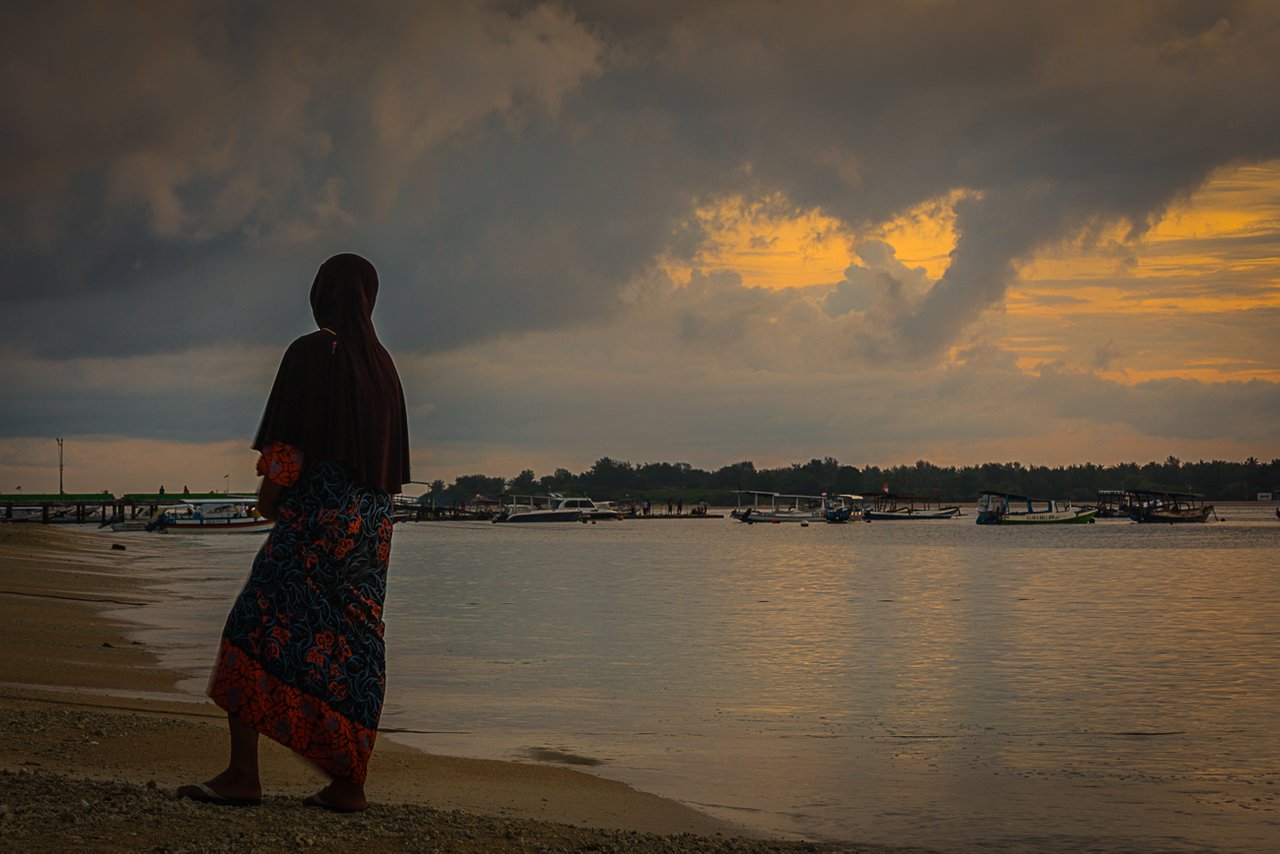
[{"left": 111, "top": 505, "right": 1280, "bottom": 851}]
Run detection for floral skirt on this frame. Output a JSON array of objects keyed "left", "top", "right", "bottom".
[{"left": 208, "top": 461, "right": 394, "bottom": 784}]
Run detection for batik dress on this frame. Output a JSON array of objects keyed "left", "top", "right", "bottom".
[{"left": 208, "top": 441, "right": 395, "bottom": 784}]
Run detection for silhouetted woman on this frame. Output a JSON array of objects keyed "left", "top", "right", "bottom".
[{"left": 178, "top": 253, "right": 409, "bottom": 811}]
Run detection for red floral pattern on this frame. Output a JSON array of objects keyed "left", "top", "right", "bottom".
[
  {"left": 256, "top": 441, "right": 306, "bottom": 487},
  {"left": 207, "top": 459, "right": 394, "bottom": 784}
]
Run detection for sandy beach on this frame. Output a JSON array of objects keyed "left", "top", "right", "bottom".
[{"left": 0, "top": 525, "right": 910, "bottom": 852}]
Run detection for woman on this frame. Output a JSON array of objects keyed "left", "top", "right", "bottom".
[{"left": 178, "top": 253, "right": 410, "bottom": 811}]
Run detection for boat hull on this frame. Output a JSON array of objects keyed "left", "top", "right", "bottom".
[
  {"left": 976, "top": 509, "right": 1097, "bottom": 525},
  {"left": 161, "top": 518, "right": 274, "bottom": 533},
  {"left": 494, "top": 510, "right": 587, "bottom": 523},
  {"left": 1131, "top": 508, "right": 1213, "bottom": 524},
  {"left": 734, "top": 510, "right": 826, "bottom": 524},
  {"left": 865, "top": 508, "right": 962, "bottom": 521}
]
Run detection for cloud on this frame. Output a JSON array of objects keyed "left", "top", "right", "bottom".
[
  {"left": 3, "top": 1, "right": 1280, "bottom": 486},
  {"left": 6, "top": 2, "right": 1280, "bottom": 362}
]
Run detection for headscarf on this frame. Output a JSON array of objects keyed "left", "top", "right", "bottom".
[{"left": 253, "top": 253, "right": 410, "bottom": 494}]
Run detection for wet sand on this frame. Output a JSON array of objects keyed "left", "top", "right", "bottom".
[{"left": 0, "top": 525, "right": 907, "bottom": 852}]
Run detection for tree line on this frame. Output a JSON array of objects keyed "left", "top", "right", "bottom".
[{"left": 421, "top": 455, "right": 1280, "bottom": 505}]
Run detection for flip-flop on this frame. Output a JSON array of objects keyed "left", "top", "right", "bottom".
[
  {"left": 175, "top": 781, "right": 262, "bottom": 807},
  {"left": 303, "top": 790, "right": 366, "bottom": 813}
]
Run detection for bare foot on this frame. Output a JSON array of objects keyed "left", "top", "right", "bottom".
[{"left": 304, "top": 778, "right": 368, "bottom": 812}]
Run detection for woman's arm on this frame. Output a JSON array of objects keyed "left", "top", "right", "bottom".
[
  {"left": 254, "top": 441, "right": 306, "bottom": 520},
  {"left": 257, "top": 475, "right": 285, "bottom": 521}
]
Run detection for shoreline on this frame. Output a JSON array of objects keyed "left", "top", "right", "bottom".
[{"left": 0, "top": 525, "right": 892, "bottom": 852}]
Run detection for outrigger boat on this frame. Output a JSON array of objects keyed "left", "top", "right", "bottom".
[
  {"left": 1126, "top": 490, "right": 1216, "bottom": 524},
  {"left": 975, "top": 491, "right": 1097, "bottom": 525},
  {"left": 863, "top": 493, "right": 962, "bottom": 521},
  {"left": 492, "top": 493, "right": 622, "bottom": 523},
  {"left": 732, "top": 490, "right": 828, "bottom": 523}
]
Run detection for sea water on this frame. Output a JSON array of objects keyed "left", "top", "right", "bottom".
[{"left": 111, "top": 504, "right": 1280, "bottom": 851}]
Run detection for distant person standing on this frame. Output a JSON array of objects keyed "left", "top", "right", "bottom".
[{"left": 178, "top": 254, "right": 409, "bottom": 812}]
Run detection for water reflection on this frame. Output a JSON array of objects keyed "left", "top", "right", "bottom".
[{"left": 113, "top": 509, "right": 1280, "bottom": 850}]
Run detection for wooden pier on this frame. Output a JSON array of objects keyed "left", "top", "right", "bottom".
[{"left": 0, "top": 492, "right": 254, "bottom": 525}]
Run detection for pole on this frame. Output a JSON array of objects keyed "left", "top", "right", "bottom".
[{"left": 57, "top": 437, "right": 64, "bottom": 494}]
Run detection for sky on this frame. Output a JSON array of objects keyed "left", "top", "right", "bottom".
[{"left": 3, "top": 0, "right": 1280, "bottom": 495}]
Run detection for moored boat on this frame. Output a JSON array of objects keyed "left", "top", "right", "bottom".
[
  {"left": 1093, "top": 489, "right": 1135, "bottom": 519},
  {"left": 492, "top": 493, "right": 621, "bottom": 523},
  {"left": 1127, "top": 491, "right": 1216, "bottom": 523},
  {"left": 151, "top": 498, "right": 273, "bottom": 533},
  {"left": 824, "top": 494, "right": 863, "bottom": 523},
  {"left": 863, "top": 493, "right": 962, "bottom": 521},
  {"left": 732, "top": 490, "right": 828, "bottom": 523},
  {"left": 975, "top": 491, "right": 1097, "bottom": 525}
]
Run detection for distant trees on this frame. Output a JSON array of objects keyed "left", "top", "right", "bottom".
[{"left": 416, "top": 456, "right": 1280, "bottom": 504}]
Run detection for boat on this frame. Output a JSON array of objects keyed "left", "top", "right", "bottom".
[
  {"left": 731, "top": 491, "right": 828, "bottom": 523},
  {"left": 975, "top": 491, "right": 1097, "bottom": 525},
  {"left": 863, "top": 493, "right": 962, "bottom": 521},
  {"left": 492, "top": 493, "right": 622, "bottom": 523},
  {"left": 1126, "top": 491, "right": 1216, "bottom": 524},
  {"left": 824, "top": 494, "right": 863, "bottom": 523},
  {"left": 1093, "top": 490, "right": 1136, "bottom": 518},
  {"left": 149, "top": 498, "right": 273, "bottom": 533}
]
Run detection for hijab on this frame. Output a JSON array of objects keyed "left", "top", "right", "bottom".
[{"left": 253, "top": 253, "right": 410, "bottom": 494}]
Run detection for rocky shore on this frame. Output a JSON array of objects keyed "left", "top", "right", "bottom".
[{"left": 0, "top": 769, "right": 860, "bottom": 853}]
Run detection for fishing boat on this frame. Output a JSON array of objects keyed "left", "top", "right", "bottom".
[
  {"left": 492, "top": 493, "right": 621, "bottom": 523},
  {"left": 824, "top": 494, "right": 863, "bottom": 523},
  {"left": 1093, "top": 489, "right": 1136, "bottom": 519},
  {"left": 150, "top": 498, "right": 273, "bottom": 533},
  {"left": 731, "top": 491, "right": 828, "bottom": 523},
  {"left": 1126, "top": 491, "right": 1216, "bottom": 523},
  {"left": 863, "top": 493, "right": 962, "bottom": 521},
  {"left": 975, "top": 491, "right": 1097, "bottom": 525}
]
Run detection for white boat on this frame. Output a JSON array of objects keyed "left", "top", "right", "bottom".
[
  {"left": 492, "top": 493, "right": 622, "bottom": 523},
  {"left": 975, "top": 492, "right": 1097, "bottom": 525},
  {"left": 731, "top": 490, "right": 828, "bottom": 523},
  {"left": 150, "top": 498, "right": 274, "bottom": 533}
]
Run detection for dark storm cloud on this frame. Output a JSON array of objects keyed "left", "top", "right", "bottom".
[{"left": 3, "top": 0, "right": 1280, "bottom": 366}]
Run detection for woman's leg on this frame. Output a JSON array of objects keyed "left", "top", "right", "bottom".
[
  {"left": 176, "top": 713, "right": 262, "bottom": 803},
  {"left": 306, "top": 774, "right": 368, "bottom": 812},
  {"left": 223, "top": 714, "right": 262, "bottom": 790}
]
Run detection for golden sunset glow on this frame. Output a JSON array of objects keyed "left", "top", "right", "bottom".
[
  {"left": 674, "top": 160, "right": 1280, "bottom": 387},
  {"left": 668, "top": 195, "right": 856, "bottom": 289},
  {"left": 873, "top": 190, "right": 968, "bottom": 280}
]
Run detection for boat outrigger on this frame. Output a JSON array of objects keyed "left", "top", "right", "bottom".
[
  {"left": 863, "top": 493, "right": 962, "bottom": 521},
  {"left": 975, "top": 491, "right": 1097, "bottom": 525}
]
